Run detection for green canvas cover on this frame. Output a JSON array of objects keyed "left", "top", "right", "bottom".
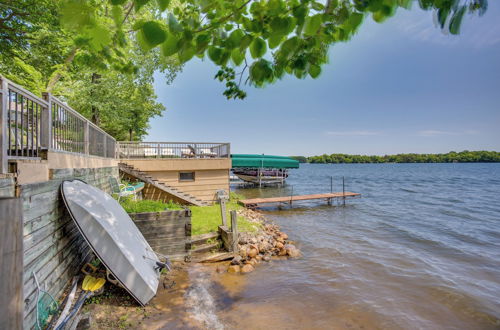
[{"left": 231, "top": 154, "right": 299, "bottom": 169}]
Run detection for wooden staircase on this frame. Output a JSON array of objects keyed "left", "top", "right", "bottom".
[{"left": 118, "top": 163, "right": 206, "bottom": 206}]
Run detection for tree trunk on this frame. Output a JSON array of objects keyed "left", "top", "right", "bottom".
[
  {"left": 129, "top": 128, "right": 133, "bottom": 141},
  {"left": 91, "top": 73, "right": 101, "bottom": 125}
]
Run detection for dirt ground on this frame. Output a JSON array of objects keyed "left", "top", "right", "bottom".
[{"left": 82, "top": 263, "right": 203, "bottom": 329}]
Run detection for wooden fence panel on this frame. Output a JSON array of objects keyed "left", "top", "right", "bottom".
[{"left": 0, "top": 197, "right": 23, "bottom": 330}]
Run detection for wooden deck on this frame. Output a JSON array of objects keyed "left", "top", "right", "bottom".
[{"left": 239, "top": 192, "right": 361, "bottom": 208}]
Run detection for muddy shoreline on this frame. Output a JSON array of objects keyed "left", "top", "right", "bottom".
[{"left": 83, "top": 209, "right": 297, "bottom": 329}]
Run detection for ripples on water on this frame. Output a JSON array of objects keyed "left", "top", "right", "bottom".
[{"left": 225, "top": 163, "right": 500, "bottom": 329}]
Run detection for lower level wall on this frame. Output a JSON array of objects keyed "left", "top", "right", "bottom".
[
  {"left": 150, "top": 169, "right": 230, "bottom": 204},
  {"left": 20, "top": 167, "right": 118, "bottom": 329}
]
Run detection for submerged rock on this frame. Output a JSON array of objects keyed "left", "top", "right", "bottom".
[
  {"left": 241, "top": 264, "right": 254, "bottom": 274},
  {"left": 227, "top": 265, "right": 240, "bottom": 273},
  {"left": 285, "top": 244, "right": 301, "bottom": 258}
]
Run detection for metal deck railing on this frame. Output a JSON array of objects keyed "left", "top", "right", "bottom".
[
  {"left": 117, "top": 142, "right": 230, "bottom": 159},
  {"left": 0, "top": 76, "right": 116, "bottom": 173}
]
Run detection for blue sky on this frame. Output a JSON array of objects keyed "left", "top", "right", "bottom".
[{"left": 148, "top": 3, "right": 500, "bottom": 156}]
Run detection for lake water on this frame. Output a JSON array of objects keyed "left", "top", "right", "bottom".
[{"left": 214, "top": 163, "right": 500, "bottom": 329}]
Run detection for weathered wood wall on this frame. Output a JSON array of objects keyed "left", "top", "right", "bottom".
[
  {"left": 0, "top": 197, "right": 23, "bottom": 330},
  {"left": 129, "top": 209, "right": 192, "bottom": 261},
  {"left": 19, "top": 166, "right": 118, "bottom": 329}
]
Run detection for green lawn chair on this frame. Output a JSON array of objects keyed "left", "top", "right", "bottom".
[{"left": 109, "top": 177, "right": 145, "bottom": 201}]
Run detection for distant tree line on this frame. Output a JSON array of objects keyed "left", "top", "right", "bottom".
[{"left": 292, "top": 151, "right": 500, "bottom": 164}]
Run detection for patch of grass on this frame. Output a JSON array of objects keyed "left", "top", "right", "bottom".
[
  {"left": 119, "top": 196, "right": 183, "bottom": 213},
  {"left": 190, "top": 192, "right": 260, "bottom": 235}
]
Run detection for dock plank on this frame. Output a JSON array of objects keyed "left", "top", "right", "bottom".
[{"left": 239, "top": 192, "right": 360, "bottom": 207}]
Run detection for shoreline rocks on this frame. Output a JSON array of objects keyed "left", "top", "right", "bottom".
[{"left": 227, "top": 209, "right": 300, "bottom": 274}]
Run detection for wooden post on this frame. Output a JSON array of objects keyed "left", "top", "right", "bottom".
[
  {"left": 220, "top": 198, "right": 227, "bottom": 227},
  {"left": 290, "top": 185, "right": 293, "bottom": 207},
  {"left": 41, "top": 92, "right": 52, "bottom": 151},
  {"left": 0, "top": 77, "right": 8, "bottom": 174},
  {"left": 0, "top": 197, "right": 23, "bottom": 329},
  {"left": 342, "top": 176, "right": 346, "bottom": 206},
  {"left": 230, "top": 210, "right": 238, "bottom": 253}
]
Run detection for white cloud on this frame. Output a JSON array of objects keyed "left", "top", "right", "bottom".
[
  {"left": 325, "top": 130, "right": 382, "bottom": 136},
  {"left": 417, "top": 130, "right": 479, "bottom": 137}
]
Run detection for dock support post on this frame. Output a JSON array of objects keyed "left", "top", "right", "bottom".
[
  {"left": 230, "top": 210, "right": 238, "bottom": 254},
  {"left": 290, "top": 186, "right": 293, "bottom": 207},
  {"left": 342, "top": 176, "right": 346, "bottom": 206}
]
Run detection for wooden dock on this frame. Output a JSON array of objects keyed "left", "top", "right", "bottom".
[{"left": 239, "top": 192, "right": 361, "bottom": 208}]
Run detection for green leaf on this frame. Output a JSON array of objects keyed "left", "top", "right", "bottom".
[
  {"left": 250, "top": 37, "right": 267, "bottom": 59},
  {"left": 132, "top": 19, "right": 146, "bottom": 30},
  {"left": 87, "top": 24, "right": 111, "bottom": 51},
  {"left": 110, "top": 0, "right": 127, "bottom": 5},
  {"left": 178, "top": 43, "right": 195, "bottom": 63},
  {"left": 161, "top": 34, "right": 180, "bottom": 56},
  {"left": 449, "top": 6, "right": 466, "bottom": 35},
  {"left": 111, "top": 6, "right": 123, "bottom": 26},
  {"left": 141, "top": 21, "right": 167, "bottom": 48},
  {"left": 308, "top": 64, "right": 321, "bottom": 78},
  {"left": 249, "top": 59, "right": 273, "bottom": 86},
  {"left": 239, "top": 34, "right": 253, "bottom": 51},
  {"left": 231, "top": 48, "right": 245, "bottom": 66},
  {"left": 304, "top": 14, "right": 322, "bottom": 36},
  {"left": 208, "top": 46, "right": 223, "bottom": 63},
  {"left": 157, "top": 0, "right": 170, "bottom": 12},
  {"left": 134, "top": 0, "right": 150, "bottom": 12},
  {"left": 348, "top": 13, "right": 364, "bottom": 31},
  {"left": 227, "top": 29, "right": 244, "bottom": 49},
  {"left": 195, "top": 33, "right": 211, "bottom": 53},
  {"left": 168, "top": 13, "right": 183, "bottom": 33},
  {"left": 268, "top": 33, "right": 283, "bottom": 49},
  {"left": 279, "top": 37, "right": 298, "bottom": 59},
  {"left": 437, "top": 7, "right": 450, "bottom": 29}
]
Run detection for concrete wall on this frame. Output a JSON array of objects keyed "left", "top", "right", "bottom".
[
  {"left": 20, "top": 167, "right": 118, "bottom": 329},
  {"left": 123, "top": 158, "right": 231, "bottom": 204},
  {"left": 14, "top": 151, "right": 119, "bottom": 185}
]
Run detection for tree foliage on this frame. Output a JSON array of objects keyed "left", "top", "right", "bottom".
[
  {"left": 48, "top": 0, "right": 490, "bottom": 99},
  {"left": 0, "top": 0, "right": 180, "bottom": 140},
  {"left": 306, "top": 151, "right": 500, "bottom": 163}
]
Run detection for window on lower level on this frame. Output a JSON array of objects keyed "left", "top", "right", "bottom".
[{"left": 179, "top": 172, "right": 195, "bottom": 182}]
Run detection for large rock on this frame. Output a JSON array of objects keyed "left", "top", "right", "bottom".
[
  {"left": 275, "top": 242, "right": 284, "bottom": 249},
  {"left": 227, "top": 265, "right": 241, "bottom": 273},
  {"left": 241, "top": 264, "right": 254, "bottom": 274},
  {"left": 278, "top": 248, "right": 287, "bottom": 256},
  {"left": 247, "top": 248, "right": 258, "bottom": 258},
  {"left": 285, "top": 244, "right": 301, "bottom": 258},
  {"left": 231, "top": 255, "right": 242, "bottom": 265},
  {"left": 280, "top": 233, "right": 289, "bottom": 240},
  {"left": 239, "top": 247, "right": 248, "bottom": 259}
]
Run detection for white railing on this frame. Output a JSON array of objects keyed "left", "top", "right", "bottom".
[
  {"left": 117, "top": 142, "right": 230, "bottom": 159},
  {"left": 0, "top": 75, "right": 117, "bottom": 173}
]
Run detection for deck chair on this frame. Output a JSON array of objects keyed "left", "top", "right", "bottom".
[
  {"left": 199, "top": 148, "right": 217, "bottom": 158},
  {"left": 181, "top": 145, "right": 196, "bottom": 158},
  {"left": 109, "top": 177, "right": 144, "bottom": 201}
]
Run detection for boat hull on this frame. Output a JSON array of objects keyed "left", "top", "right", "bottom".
[{"left": 61, "top": 180, "right": 159, "bottom": 306}]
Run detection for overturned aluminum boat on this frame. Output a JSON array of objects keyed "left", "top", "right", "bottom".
[{"left": 61, "top": 179, "right": 160, "bottom": 306}]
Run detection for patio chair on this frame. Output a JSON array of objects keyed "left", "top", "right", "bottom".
[
  {"left": 199, "top": 148, "right": 217, "bottom": 158},
  {"left": 181, "top": 145, "right": 196, "bottom": 158},
  {"left": 109, "top": 177, "right": 144, "bottom": 201}
]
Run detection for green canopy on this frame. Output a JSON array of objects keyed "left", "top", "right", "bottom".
[{"left": 231, "top": 154, "right": 299, "bottom": 169}]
